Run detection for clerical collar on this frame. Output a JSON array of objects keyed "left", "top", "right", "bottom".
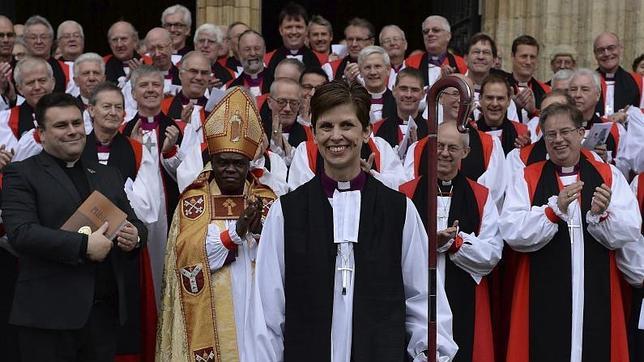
[
  {"left": 96, "top": 139, "right": 113, "bottom": 153},
  {"left": 288, "top": 48, "right": 303, "bottom": 56},
  {"left": 428, "top": 52, "right": 446, "bottom": 66},
  {"left": 49, "top": 152, "right": 80, "bottom": 169},
  {"left": 243, "top": 70, "right": 265, "bottom": 87},
  {"left": 604, "top": 72, "right": 615, "bottom": 81},
  {"left": 138, "top": 113, "right": 164, "bottom": 131},
  {"left": 555, "top": 164, "right": 579, "bottom": 176},
  {"left": 80, "top": 95, "right": 89, "bottom": 106},
  {"left": 370, "top": 89, "right": 387, "bottom": 105},
  {"left": 320, "top": 170, "right": 367, "bottom": 198},
  {"left": 477, "top": 117, "right": 506, "bottom": 131},
  {"left": 177, "top": 92, "right": 208, "bottom": 107},
  {"left": 437, "top": 179, "right": 454, "bottom": 195}
]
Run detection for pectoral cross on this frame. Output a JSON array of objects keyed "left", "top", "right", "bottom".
[
  {"left": 337, "top": 243, "right": 354, "bottom": 295},
  {"left": 567, "top": 221, "right": 581, "bottom": 245},
  {"left": 143, "top": 135, "right": 156, "bottom": 153},
  {"left": 222, "top": 198, "right": 236, "bottom": 216}
]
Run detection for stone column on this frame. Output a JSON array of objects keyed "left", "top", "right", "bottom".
[
  {"left": 482, "top": 0, "right": 644, "bottom": 81},
  {"left": 196, "top": 0, "right": 261, "bottom": 29}
]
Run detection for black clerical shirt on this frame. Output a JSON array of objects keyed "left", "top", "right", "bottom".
[{"left": 52, "top": 153, "right": 117, "bottom": 303}]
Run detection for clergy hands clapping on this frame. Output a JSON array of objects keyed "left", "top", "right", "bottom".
[
  {"left": 161, "top": 125, "right": 180, "bottom": 153},
  {"left": 129, "top": 120, "right": 144, "bottom": 144},
  {"left": 235, "top": 198, "right": 264, "bottom": 237},
  {"left": 514, "top": 87, "right": 536, "bottom": 114},
  {"left": 116, "top": 222, "right": 140, "bottom": 252},
  {"left": 0, "top": 144, "right": 14, "bottom": 171},
  {"left": 253, "top": 133, "right": 269, "bottom": 161},
  {"left": 360, "top": 153, "right": 375, "bottom": 172},
  {"left": 181, "top": 103, "right": 195, "bottom": 124},
  {"left": 86, "top": 222, "right": 112, "bottom": 262},
  {"left": 440, "top": 64, "right": 455, "bottom": 78},
  {"left": 514, "top": 130, "right": 531, "bottom": 148},
  {"left": 557, "top": 181, "right": 584, "bottom": 214},
  {"left": 343, "top": 62, "right": 360, "bottom": 82},
  {"left": 593, "top": 144, "right": 608, "bottom": 162},
  {"left": 590, "top": 184, "right": 611, "bottom": 215},
  {"left": 438, "top": 220, "right": 459, "bottom": 249}
]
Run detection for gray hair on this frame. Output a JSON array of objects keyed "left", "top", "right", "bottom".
[
  {"left": 24, "top": 15, "right": 54, "bottom": 38},
  {"left": 130, "top": 64, "right": 163, "bottom": 87},
  {"left": 571, "top": 68, "right": 602, "bottom": 94},
  {"left": 358, "top": 45, "right": 391, "bottom": 67},
  {"left": 107, "top": 21, "right": 139, "bottom": 43},
  {"left": 269, "top": 77, "right": 301, "bottom": 98},
  {"left": 14, "top": 56, "right": 53, "bottom": 85},
  {"left": 57, "top": 20, "right": 84, "bottom": 40},
  {"left": 73, "top": 52, "right": 105, "bottom": 77},
  {"left": 194, "top": 23, "right": 225, "bottom": 46},
  {"left": 161, "top": 4, "right": 192, "bottom": 29},
  {"left": 439, "top": 121, "right": 470, "bottom": 148},
  {"left": 378, "top": 24, "right": 406, "bottom": 44},
  {"left": 424, "top": 15, "right": 451, "bottom": 33}
]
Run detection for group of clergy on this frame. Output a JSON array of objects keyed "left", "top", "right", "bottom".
[{"left": 0, "top": 2, "right": 643, "bottom": 362}]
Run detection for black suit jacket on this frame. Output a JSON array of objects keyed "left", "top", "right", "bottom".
[{"left": 1, "top": 152, "right": 148, "bottom": 330}]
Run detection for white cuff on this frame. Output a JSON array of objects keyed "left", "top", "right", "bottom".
[
  {"left": 586, "top": 210, "right": 608, "bottom": 225},
  {"left": 227, "top": 221, "right": 244, "bottom": 245},
  {"left": 437, "top": 236, "right": 455, "bottom": 253},
  {"left": 547, "top": 196, "right": 570, "bottom": 222}
]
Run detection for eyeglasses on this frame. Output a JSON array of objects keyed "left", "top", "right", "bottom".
[
  {"left": 270, "top": 97, "right": 301, "bottom": 109},
  {"left": 346, "top": 36, "right": 372, "bottom": 44},
  {"left": 380, "top": 36, "right": 405, "bottom": 46},
  {"left": 181, "top": 68, "right": 212, "bottom": 77},
  {"left": 437, "top": 143, "right": 464, "bottom": 154},
  {"left": 422, "top": 27, "right": 445, "bottom": 35},
  {"left": 24, "top": 33, "right": 52, "bottom": 42},
  {"left": 543, "top": 127, "right": 580, "bottom": 141},
  {"left": 594, "top": 44, "right": 618, "bottom": 55},
  {"left": 163, "top": 22, "right": 187, "bottom": 29},
  {"left": 0, "top": 32, "right": 16, "bottom": 39},
  {"left": 59, "top": 33, "right": 83, "bottom": 40}
]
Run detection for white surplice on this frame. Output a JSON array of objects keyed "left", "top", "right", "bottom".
[
  {"left": 500, "top": 163, "right": 641, "bottom": 362},
  {"left": 436, "top": 190, "right": 502, "bottom": 285},
  {"left": 247, "top": 191, "right": 455, "bottom": 361}
]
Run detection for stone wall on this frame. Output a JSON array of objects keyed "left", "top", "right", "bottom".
[
  {"left": 482, "top": 0, "right": 644, "bottom": 81},
  {"left": 195, "top": 0, "right": 261, "bottom": 30}
]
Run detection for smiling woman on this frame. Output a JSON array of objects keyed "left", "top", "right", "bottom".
[{"left": 309, "top": 80, "right": 371, "bottom": 181}]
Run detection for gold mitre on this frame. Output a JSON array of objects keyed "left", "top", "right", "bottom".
[{"left": 204, "top": 87, "right": 263, "bottom": 158}]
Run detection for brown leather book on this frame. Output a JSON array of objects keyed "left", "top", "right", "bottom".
[{"left": 61, "top": 190, "right": 128, "bottom": 240}]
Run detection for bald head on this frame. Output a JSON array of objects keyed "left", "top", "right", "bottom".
[
  {"left": 146, "top": 27, "right": 173, "bottom": 70},
  {"left": 0, "top": 16, "right": 14, "bottom": 60},
  {"left": 593, "top": 32, "right": 622, "bottom": 73},
  {"left": 108, "top": 21, "right": 138, "bottom": 61}
]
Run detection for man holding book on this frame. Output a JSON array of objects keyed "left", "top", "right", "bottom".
[{"left": 1, "top": 92, "right": 147, "bottom": 362}]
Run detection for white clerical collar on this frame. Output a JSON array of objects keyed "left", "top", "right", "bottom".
[
  {"left": 80, "top": 96, "right": 89, "bottom": 105},
  {"left": 65, "top": 159, "right": 79, "bottom": 168},
  {"left": 146, "top": 116, "right": 155, "bottom": 123},
  {"left": 369, "top": 89, "right": 386, "bottom": 99},
  {"left": 337, "top": 180, "right": 351, "bottom": 190}
]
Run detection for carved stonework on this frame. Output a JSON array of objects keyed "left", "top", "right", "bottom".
[{"left": 482, "top": 0, "right": 644, "bottom": 81}]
